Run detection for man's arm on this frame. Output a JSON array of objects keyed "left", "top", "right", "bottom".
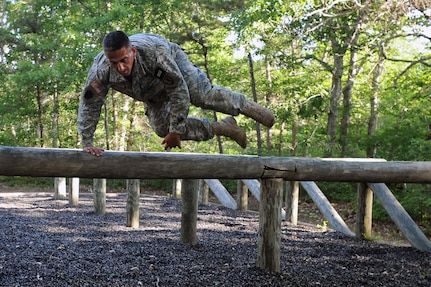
[{"left": 78, "top": 57, "right": 109, "bottom": 156}]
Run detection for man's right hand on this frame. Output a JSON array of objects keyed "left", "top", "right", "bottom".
[{"left": 83, "top": 146, "right": 104, "bottom": 157}]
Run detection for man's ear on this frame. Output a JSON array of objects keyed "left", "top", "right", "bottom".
[{"left": 131, "top": 46, "right": 137, "bottom": 58}]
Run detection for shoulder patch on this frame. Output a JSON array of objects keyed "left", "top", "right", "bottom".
[
  {"left": 89, "top": 80, "right": 106, "bottom": 96},
  {"left": 155, "top": 66, "right": 180, "bottom": 88}
]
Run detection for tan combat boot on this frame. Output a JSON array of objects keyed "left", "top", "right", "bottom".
[
  {"left": 211, "top": 117, "right": 247, "bottom": 148},
  {"left": 241, "top": 100, "right": 275, "bottom": 128}
]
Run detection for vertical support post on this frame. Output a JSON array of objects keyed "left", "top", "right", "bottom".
[
  {"left": 237, "top": 180, "right": 249, "bottom": 211},
  {"left": 198, "top": 179, "right": 209, "bottom": 205},
  {"left": 54, "top": 177, "right": 67, "bottom": 199},
  {"left": 257, "top": 178, "right": 283, "bottom": 273},
  {"left": 181, "top": 179, "right": 199, "bottom": 246},
  {"left": 172, "top": 179, "right": 182, "bottom": 198},
  {"left": 285, "top": 181, "right": 299, "bottom": 224},
  {"left": 126, "top": 179, "right": 140, "bottom": 228},
  {"left": 93, "top": 178, "right": 106, "bottom": 215},
  {"left": 68, "top": 177, "right": 80, "bottom": 206},
  {"left": 356, "top": 182, "right": 373, "bottom": 239}
]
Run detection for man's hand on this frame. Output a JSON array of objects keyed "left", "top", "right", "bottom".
[
  {"left": 83, "top": 146, "right": 104, "bottom": 157},
  {"left": 161, "top": 133, "right": 181, "bottom": 150}
]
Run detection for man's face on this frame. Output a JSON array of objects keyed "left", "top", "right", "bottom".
[{"left": 105, "top": 46, "right": 136, "bottom": 77}]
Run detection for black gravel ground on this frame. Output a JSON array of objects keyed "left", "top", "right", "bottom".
[{"left": 0, "top": 192, "right": 430, "bottom": 287}]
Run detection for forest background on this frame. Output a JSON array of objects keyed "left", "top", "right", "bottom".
[{"left": 0, "top": 0, "right": 431, "bottom": 236}]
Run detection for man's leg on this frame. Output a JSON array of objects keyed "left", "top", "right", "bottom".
[
  {"left": 190, "top": 83, "right": 275, "bottom": 128},
  {"left": 145, "top": 101, "right": 247, "bottom": 148},
  {"left": 181, "top": 117, "right": 247, "bottom": 148}
]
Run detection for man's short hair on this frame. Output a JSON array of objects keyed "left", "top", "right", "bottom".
[{"left": 103, "top": 31, "right": 130, "bottom": 51}]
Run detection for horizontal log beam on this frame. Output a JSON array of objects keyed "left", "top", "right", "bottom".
[{"left": 1, "top": 146, "right": 431, "bottom": 182}]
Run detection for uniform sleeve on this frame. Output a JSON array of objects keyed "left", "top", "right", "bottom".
[
  {"left": 77, "top": 57, "right": 109, "bottom": 147},
  {"left": 154, "top": 43, "right": 190, "bottom": 135}
]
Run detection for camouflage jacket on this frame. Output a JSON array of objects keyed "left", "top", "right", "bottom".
[{"left": 78, "top": 33, "right": 195, "bottom": 147}]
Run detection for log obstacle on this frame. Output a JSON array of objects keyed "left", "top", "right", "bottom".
[
  {"left": 2, "top": 146, "right": 431, "bottom": 273},
  {"left": 2, "top": 146, "right": 431, "bottom": 182}
]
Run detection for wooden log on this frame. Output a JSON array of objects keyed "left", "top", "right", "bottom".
[
  {"left": 368, "top": 183, "right": 431, "bottom": 252},
  {"left": 257, "top": 178, "right": 283, "bottom": 273},
  {"left": 126, "top": 179, "right": 140, "bottom": 228},
  {"left": 204, "top": 179, "right": 237, "bottom": 210},
  {"left": 237, "top": 180, "right": 248, "bottom": 211},
  {"left": 180, "top": 179, "right": 199, "bottom": 246},
  {"left": 241, "top": 179, "right": 286, "bottom": 219},
  {"left": 172, "top": 179, "right": 182, "bottom": 198},
  {"left": 241, "top": 179, "right": 261, "bottom": 200},
  {"left": 54, "top": 177, "right": 67, "bottom": 199},
  {"left": 68, "top": 177, "right": 80, "bottom": 206},
  {"left": 356, "top": 183, "right": 373, "bottom": 239},
  {"left": 198, "top": 179, "right": 209, "bottom": 205},
  {"left": 93, "top": 178, "right": 106, "bottom": 215},
  {"left": 285, "top": 181, "right": 299, "bottom": 224},
  {"left": 2, "top": 146, "right": 431, "bottom": 182},
  {"left": 301, "top": 181, "right": 355, "bottom": 236}
]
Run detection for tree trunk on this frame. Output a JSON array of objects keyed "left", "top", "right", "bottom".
[
  {"left": 340, "top": 48, "right": 358, "bottom": 157},
  {"left": 126, "top": 100, "right": 137, "bottom": 151},
  {"left": 36, "top": 84, "right": 44, "bottom": 147},
  {"left": 112, "top": 92, "right": 119, "bottom": 150},
  {"left": 248, "top": 52, "right": 262, "bottom": 155},
  {"left": 201, "top": 42, "right": 223, "bottom": 153},
  {"left": 326, "top": 51, "right": 344, "bottom": 157},
  {"left": 264, "top": 55, "right": 273, "bottom": 152},
  {"left": 51, "top": 89, "right": 59, "bottom": 148},
  {"left": 367, "top": 50, "right": 384, "bottom": 158},
  {"left": 291, "top": 115, "right": 299, "bottom": 156}
]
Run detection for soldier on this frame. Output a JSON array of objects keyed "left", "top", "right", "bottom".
[{"left": 78, "top": 31, "right": 275, "bottom": 156}]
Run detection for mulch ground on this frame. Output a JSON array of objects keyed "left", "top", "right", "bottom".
[{"left": 0, "top": 192, "right": 430, "bottom": 287}]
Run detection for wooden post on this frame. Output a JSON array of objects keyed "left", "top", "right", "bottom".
[
  {"left": 181, "top": 179, "right": 199, "bottom": 246},
  {"left": 301, "top": 181, "right": 355, "bottom": 236},
  {"left": 198, "top": 179, "right": 209, "bottom": 205},
  {"left": 126, "top": 179, "right": 140, "bottom": 228},
  {"left": 368, "top": 183, "right": 431, "bottom": 252},
  {"left": 204, "top": 179, "right": 237, "bottom": 209},
  {"left": 356, "top": 182, "right": 373, "bottom": 239},
  {"left": 237, "top": 180, "right": 248, "bottom": 211},
  {"left": 68, "top": 177, "right": 80, "bottom": 206},
  {"left": 93, "top": 178, "right": 106, "bottom": 215},
  {"left": 54, "top": 177, "right": 67, "bottom": 199},
  {"left": 285, "top": 181, "right": 299, "bottom": 224},
  {"left": 172, "top": 179, "right": 182, "bottom": 198},
  {"left": 257, "top": 178, "right": 283, "bottom": 273}
]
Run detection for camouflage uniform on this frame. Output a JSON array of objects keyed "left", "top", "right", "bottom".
[{"left": 78, "top": 33, "right": 247, "bottom": 147}]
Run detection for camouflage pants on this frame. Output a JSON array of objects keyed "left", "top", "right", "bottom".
[{"left": 145, "top": 67, "right": 247, "bottom": 141}]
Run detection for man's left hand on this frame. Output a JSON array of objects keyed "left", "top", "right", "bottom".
[{"left": 162, "top": 133, "right": 181, "bottom": 150}]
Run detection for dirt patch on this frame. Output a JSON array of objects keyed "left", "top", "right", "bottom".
[{"left": 0, "top": 191, "right": 430, "bottom": 286}]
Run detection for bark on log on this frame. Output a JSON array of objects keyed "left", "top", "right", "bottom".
[
  {"left": 285, "top": 181, "right": 299, "bottom": 225},
  {"left": 368, "top": 183, "right": 431, "bottom": 252},
  {"left": 237, "top": 180, "right": 248, "bottom": 211},
  {"left": 257, "top": 178, "right": 283, "bottom": 273},
  {"left": 356, "top": 183, "right": 373, "bottom": 239},
  {"left": 126, "top": 179, "right": 140, "bottom": 228},
  {"left": 68, "top": 177, "right": 80, "bottom": 206},
  {"left": 93, "top": 178, "right": 106, "bottom": 215},
  {"left": 54, "top": 177, "right": 67, "bottom": 199},
  {"left": 181, "top": 179, "right": 199, "bottom": 246},
  {"left": 1, "top": 146, "right": 431, "bottom": 182}
]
